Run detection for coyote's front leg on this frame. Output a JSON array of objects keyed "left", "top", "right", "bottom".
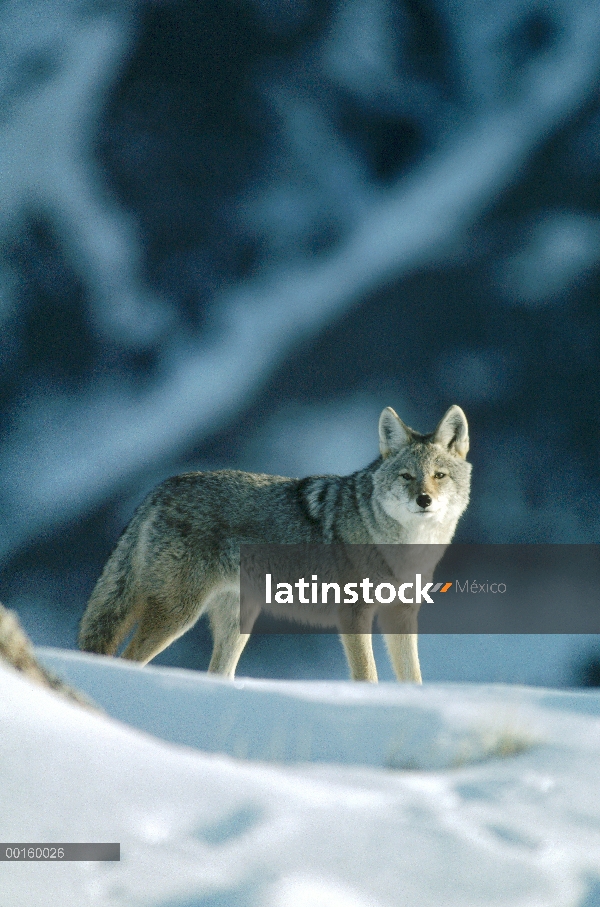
[
  {"left": 338, "top": 604, "right": 378, "bottom": 682},
  {"left": 377, "top": 604, "right": 422, "bottom": 683}
]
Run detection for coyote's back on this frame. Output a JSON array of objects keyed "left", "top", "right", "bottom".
[{"left": 79, "top": 405, "right": 471, "bottom": 682}]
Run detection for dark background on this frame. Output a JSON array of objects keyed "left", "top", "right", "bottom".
[{"left": 1, "top": 0, "right": 599, "bottom": 685}]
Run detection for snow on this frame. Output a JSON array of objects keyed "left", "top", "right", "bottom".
[{"left": 1, "top": 648, "right": 600, "bottom": 906}]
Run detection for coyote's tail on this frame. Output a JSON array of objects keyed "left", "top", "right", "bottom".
[{"left": 78, "top": 532, "right": 142, "bottom": 656}]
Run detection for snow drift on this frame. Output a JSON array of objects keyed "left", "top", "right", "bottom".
[{"left": 1, "top": 648, "right": 600, "bottom": 906}]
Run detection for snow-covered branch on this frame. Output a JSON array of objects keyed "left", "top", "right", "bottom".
[{"left": 1, "top": 0, "right": 600, "bottom": 563}]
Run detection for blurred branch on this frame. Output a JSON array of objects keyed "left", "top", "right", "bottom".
[
  {"left": 0, "top": 0, "right": 167, "bottom": 345},
  {"left": 0, "top": 603, "right": 99, "bottom": 711},
  {"left": 1, "top": 0, "right": 600, "bottom": 563}
]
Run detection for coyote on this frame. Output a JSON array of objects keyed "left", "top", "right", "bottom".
[{"left": 79, "top": 406, "right": 471, "bottom": 682}]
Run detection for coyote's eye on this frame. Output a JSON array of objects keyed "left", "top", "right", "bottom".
[
  {"left": 434, "top": 472, "right": 446, "bottom": 479},
  {"left": 400, "top": 472, "right": 413, "bottom": 480}
]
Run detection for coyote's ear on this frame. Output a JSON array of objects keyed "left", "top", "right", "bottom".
[
  {"left": 379, "top": 407, "right": 411, "bottom": 458},
  {"left": 433, "top": 405, "right": 469, "bottom": 458}
]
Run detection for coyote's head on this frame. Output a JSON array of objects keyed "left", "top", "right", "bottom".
[{"left": 373, "top": 405, "right": 471, "bottom": 531}]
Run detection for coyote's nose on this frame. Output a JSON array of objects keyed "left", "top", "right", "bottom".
[{"left": 416, "top": 493, "right": 432, "bottom": 509}]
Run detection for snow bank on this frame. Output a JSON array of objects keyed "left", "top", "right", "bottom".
[{"left": 1, "top": 649, "right": 600, "bottom": 906}]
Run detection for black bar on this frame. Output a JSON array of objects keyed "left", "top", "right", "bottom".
[{"left": 240, "top": 544, "right": 600, "bottom": 633}]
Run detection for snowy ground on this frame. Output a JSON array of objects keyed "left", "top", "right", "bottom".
[{"left": 1, "top": 648, "right": 600, "bottom": 907}]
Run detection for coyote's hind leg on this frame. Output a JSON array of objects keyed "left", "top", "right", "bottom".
[
  {"left": 121, "top": 595, "right": 206, "bottom": 666},
  {"left": 206, "top": 588, "right": 260, "bottom": 679}
]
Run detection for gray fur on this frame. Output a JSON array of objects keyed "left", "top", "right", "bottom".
[{"left": 79, "top": 406, "right": 471, "bottom": 682}]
